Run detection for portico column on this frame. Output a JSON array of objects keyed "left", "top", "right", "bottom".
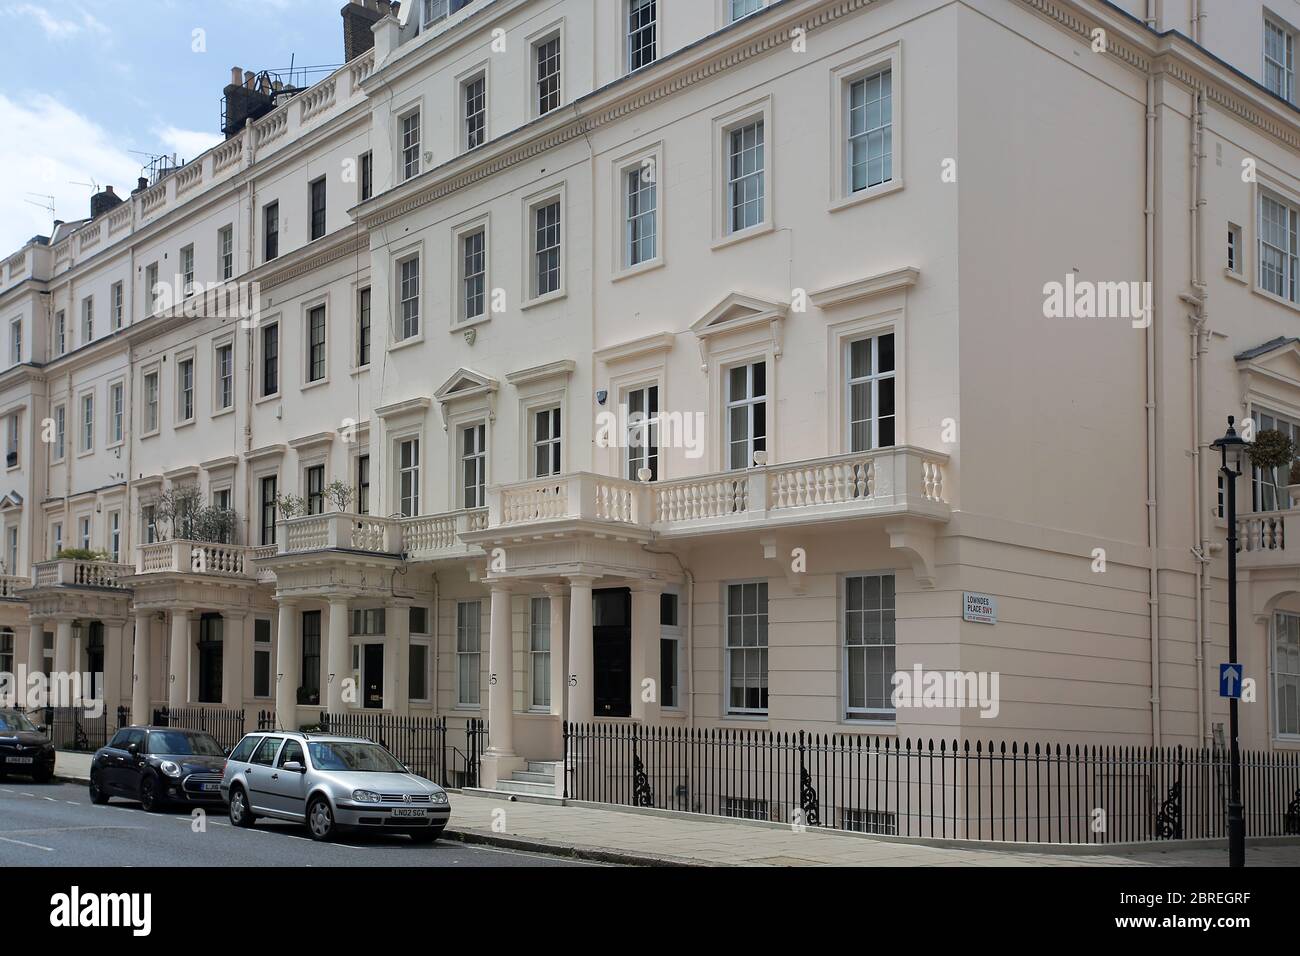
[
  {"left": 485, "top": 583, "right": 515, "bottom": 756},
  {"left": 103, "top": 620, "right": 126, "bottom": 724},
  {"left": 567, "top": 576, "right": 596, "bottom": 725},
  {"left": 543, "top": 584, "right": 569, "bottom": 720},
  {"left": 386, "top": 600, "right": 410, "bottom": 715},
  {"left": 132, "top": 611, "right": 152, "bottom": 724},
  {"left": 168, "top": 609, "right": 190, "bottom": 709},
  {"left": 326, "top": 598, "right": 350, "bottom": 713},
  {"left": 53, "top": 618, "right": 75, "bottom": 705},
  {"left": 275, "top": 600, "right": 300, "bottom": 730},
  {"left": 630, "top": 581, "right": 663, "bottom": 724},
  {"left": 25, "top": 621, "right": 43, "bottom": 679},
  {"left": 12, "top": 622, "right": 31, "bottom": 674},
  {"left": 222, "top": 612, "right": 246, "bottom": 710}
]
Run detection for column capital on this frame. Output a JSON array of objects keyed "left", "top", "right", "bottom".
[
  {"left": 542, "top": 582, "right": 569, "bottom": 597},
  {"left": 485, "top": 578, "right": 516, "bottom": 594},
  {"left": 628, "top": 578, "right": 666, "bottom": 594},
  {"left": 566, "top": 574, "right": 598, "bottom": 589}
]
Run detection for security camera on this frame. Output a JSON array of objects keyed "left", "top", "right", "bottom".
[{"left": 595, "top": 389, "right": 608, "bottom": 406}]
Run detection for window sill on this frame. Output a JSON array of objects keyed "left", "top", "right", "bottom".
[
  {"left": 75, "top": 449, "right": 94, "bottom": 459},
  {"left": 389, "top": 335, "right": 425, "bottom": 354},
  {"left": 350, "top": 364, "right": 371, "bottom": 378},
  {"left": 1251, "top": 284, "right": 1300, "bottom": 314},
  {"left": 711, "top": 220, "right": 774, "bottom": 252},
  {"left": 1223, "top": 268, "right": 1247, "bottom": 285},
  {"left": 140, "top": 430, "right": 160, "bottom": 441},
  {"left": 829, "top": 177, "right": 904, "bottom": 213},
  {"left": 452, "top": 315, "right": 492, "bottom": 333},
  {"left": 722, "top": 713, "right": 769, "bottom": 722},
  {"left": 174, "top": 419, "right": 196, "bottom": 431},
  {"left": 611, "top": 257, "right": 665, "bottom": 283},
  {"left": 253, "top": 392, "right": 281, "bottom": 407},
  {"left": 301, "top": 377, "right": 330, "bottom": 393},
  {"left": 521, "top": 290, "right": 567, "bottom": 312},
  {"left": 211, "top": 407, "right": 235, "bottom": 420}
]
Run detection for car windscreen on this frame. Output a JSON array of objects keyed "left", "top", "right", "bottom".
[
  {"left": 0, "top": 712, "right": 39, "bottom": 733},
  {"left": 146, "top": 731, "right": 224, "bottom": 757},
  {"left": 307, "top": 741, "right": 405, "bottom": 773}
]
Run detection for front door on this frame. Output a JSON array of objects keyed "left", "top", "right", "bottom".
[
  {"left": 197, "top": 614, "right": 223, "bottom": 704},
  {"left": 364, "top": 643, "right": 384, "bottom": 709},
  {"left": 593, "top": 588, "right": 631, "bottom": 718},
  {"left": 85, "top": 623, "right": 104, "bottom": 702}
]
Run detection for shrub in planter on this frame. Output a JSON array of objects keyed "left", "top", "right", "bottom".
[{"left": 1247, "top": 429, "right": 1296, "bottom": 473}]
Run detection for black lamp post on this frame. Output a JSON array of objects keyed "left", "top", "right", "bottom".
[{"left": 1211, "top": 415, "right": 1247, "bottom": 868}]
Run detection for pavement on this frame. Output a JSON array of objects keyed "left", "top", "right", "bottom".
[{"left": 48, "top": 750, "right": 1300, "bottom": 867}]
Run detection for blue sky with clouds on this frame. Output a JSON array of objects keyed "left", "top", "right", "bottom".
[{"left": 0, "top": 0, "right": 351, "bottom": 254}]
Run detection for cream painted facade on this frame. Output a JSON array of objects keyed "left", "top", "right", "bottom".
[{"left": 3, "top": 0, "right": 1300, "bottom": 781}]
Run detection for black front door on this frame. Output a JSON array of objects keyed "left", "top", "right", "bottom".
[
  {"left": 593, "top": 588, "right": 631, "bottom": 718},
  {"left": 197, "top": 614, "right": 223, "bottom": 704},
  {"left": 364, "top": 644, "right": 384, "bottom": 709},
  {"left": 85, "top": 623, "right": 104, "bottom": 702}
]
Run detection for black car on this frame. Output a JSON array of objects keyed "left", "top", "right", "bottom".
[
  {"left": 89, "top": 726, "right": 228, "bottom": 811},
  {"left": 0, "top": 710, "right": 56, "bottom": 783}
]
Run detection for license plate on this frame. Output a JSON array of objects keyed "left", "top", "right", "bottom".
[
  {"left": 201, "top": 783, "right": 220, "bottom": 792},
  {"left": 5, "top": 756, "right": 33, "bottom": 764},
  {"left": 391, "top": 808, "right": 427, "bottom": 818}
]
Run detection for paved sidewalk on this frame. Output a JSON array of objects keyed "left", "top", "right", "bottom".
[{"left": 54, "top": 751, "right": 1300, "bottom": 866}]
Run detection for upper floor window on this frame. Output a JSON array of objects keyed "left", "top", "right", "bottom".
[
  {"left": 422, "top": 0, "right": 449, "bottom": 27},
  {"left": 180, "top": 244, "right": 195, "bottom": 297},
  {"left": 461, "top": 422, "right": 486, "bottom": 509},
  {"left": 401, "top": 110, "right": 421, "bottom": 181},
  {"left": 260, "top": 475, "right": 278, "bottom": 546},
  {"left": 305, "top": 464, "right": 325, "bottom": 515},
  {"left": 531, "top": 198, "right": 562, "bottom": 299},
  {"left": 81, "top": 296, "right": 93, "bottom": 344},
  {"left": 219, "top": 225, "right": 234, "bottom": 281},
  {"left": 143, "top": 370, "right": 159, "bottom": 433},
  {"left": 844, "top": 573, "right": 896, "bottom": 720},
  {"left": 627, "top": 0, "right": 657, "bottom": 73},
  {"left": 625, "top": 164, "right": 657, "bottom": 267},
  {"left": 261, "top": 322, "right": 280, "bottom": 396},
  {"left": 52, "top": 404, "right": 65, "bottom": 461},
  {"left": 1228, "top": 223, "right": 1243, "bottom": 275},
  {"left": 216, "top": 343, "right": 235, "bottom": 411},
  {"left": 177, "top": 357, "right": 195, "bottom": 423},
  {"left": 145, "top": 263, "right": 159, "bottom": 313},
  {"left": 310, "top": 178, "right": 327, "bottom": 241},
  {"left": 626, "top": 383, "right": 659, "bottom": 481},
  {"left": 357, "top": 287, "right": 371, "bottom": 366},
  {"left": 111, "top": 281, "right": 124, "bottom": 329},
  {"left": 360, "top": 151, "right": 374, "bottom": 202},
  {"left": 79, "top": 392, "right": 94, "bottom": 452},
  {"left": 462, "top": 73, "right": 487, "bottom": 152},
  {"left": 730, "top": 0, "right": 762, "bottom": 21},
  {"left": 1251, "top": 409, "right": 1300, "bottom": 511},
  {"left": 727, "top": 120, "right": 765, "bottom": 233},
  {"left": 263, "top": 202, "right": 279, "bottom": 262},
  {"left": 9, "top": 318, "right": 19, "bottom": 366},
  {"left": 534, "top": 406, "right": 561, "bottom": 477},
  {"left": 846, "top": 333, "right": 895, "bottom": 451},
  {"left": 1276, "top": 611, "right": 1300, "bottom": 736},
  {"left": 534, "top": 33, "right": 561, "bottom": 116},
  {"left": 307, "top": 305, "right": 327, "bottom": 383},
  {"left": 357, "top": 453, "right": 370, "bottom": 515},
  {"left": 55, "top": 310, "right": 66, "bottom": 355},
  {"left": 1266, "top": 17, "right": 1296, "bottom": 101},
  {"left": 398, "top": 437, "right": 420, "bottom": 517},
  {"left": 109, "top": 381, "right": 124, "bottom": 445},
  {"left": 460, "top": 228, "right": 486, "bottom": 322},
  {"left": 1260, "top": 192, "right": 1299, "bottom": 303},
  {"left": 726, "top": 360, "right": 766, "bottom": 470},
  {"left": 6, "top": 413, "right": 18, "bottom": 468},
  {"left": 848, "top": 68, "right": 893, "bottom": 193},
  {"left": 399, "top": 255, "right": 421, "bottom": 340}
]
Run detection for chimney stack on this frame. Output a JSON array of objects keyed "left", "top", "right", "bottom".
[
  {"left": 341, "top": 0, "right": 384, "bottom": 62},
  {"left": 90, "top": 184, "right": 123, "bottom": 220},
  {"left": 223, "top": 66, "right": 275, "bottom": 139}
]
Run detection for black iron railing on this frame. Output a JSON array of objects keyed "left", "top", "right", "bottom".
[
  {"left": 152, "top": 706, "right": 247, "bottom": 751},
  {"left": 564, "top": 722, "right": 1300, "bottom": 845},
  {"left": 315, "top": 711, "right": 486, "bottom": 789},
  {"left": 39, "top": 705, "right": 128, "bottom": 752}
]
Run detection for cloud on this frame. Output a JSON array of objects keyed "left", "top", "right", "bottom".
[
  {"left": 0, "top": 93, "right": 139, "bottom": 253},
  {"left": 3, "top": 3, "right": 109, "bottom": 39},
  {"left": 155, "top": 125, "right": 223, "bottom": 162}
]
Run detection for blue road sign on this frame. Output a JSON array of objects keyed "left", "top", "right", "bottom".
[{"left": 1219, "top": 663, "right": 1244, "bottom": 699}]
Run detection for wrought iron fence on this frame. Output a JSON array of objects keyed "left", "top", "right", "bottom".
[
  {"left": 564, "top": 722, "right": 1300, "bottom": 844},
  {"left": 152, "top": 706, "right": 247, "bottom": 751},
  {"left": 39, "top": 705, "right": 128, "bottom": 752},
  {"left": 316, "top": 711, "right": 486, "bottom": 789}
]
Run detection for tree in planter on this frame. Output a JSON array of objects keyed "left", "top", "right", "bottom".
[
  {"left": 1247, "top": 429, "right": 1297, "bottom": 509},
  {"left": 275, "top": 493, "right": 306, "bottom": 520},
  {"left": 325, "top": 480, "right": 356, "bottom": 513},
  {"left": 153, "top": 485, "right": 239, "bottom": 543},
  {"left": 54, "top": 548, "right": 111, "bottom": 561}
]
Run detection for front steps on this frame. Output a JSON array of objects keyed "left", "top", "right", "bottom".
[{"left": 464, "top": 760, "right": 563, "bottom": 804}]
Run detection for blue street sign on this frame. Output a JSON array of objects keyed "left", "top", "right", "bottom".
[{"left": 1219, "top": 663, "right": 1244, "bottom": 699}]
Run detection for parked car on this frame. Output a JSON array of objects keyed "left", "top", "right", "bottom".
[
  {"left": 89, "top": 726, "right": 228, "bottom": 811},
  {"left": 0, "top": 710, "right": 55, "bottom": 783},
  {"left": 220, "top": 730, "right": 451, "bottom": 843}
]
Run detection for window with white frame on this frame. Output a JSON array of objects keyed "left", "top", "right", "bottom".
[
  {"left": 5, "top": 413, "right": 17, "bottom": 467},
  {"left": 1259, "top": 191, "right": 1299, "bottom": 302},
  {"left": 457, "top": 600, "right": 481, "bottom": 706},
  {"left": 52, "top": 404, "right": 65, "bottom": 461},
  {"left": 4, "top": 528, "right": 14, "bottom": 576},
  {"left": 530, "top": 596, "right": 551, "bottom": 709},
  {"left": 844, "top": 573, "right": 896, "bottom": 719},
  {"left": 177, "top": 356, "right": 195, "bottom": 423},
  {"left": 725, "top": 581, "right": 768, "bottom": 714},
  {"left": 531, "top": 197, "right": 562, "bottom": 299},
  {"left": 309, "top": 177, "right": 327, "bottom": 241},
  {"left": 627, "top": 0, "right": 657, "bottom": 73},
  {"left": 401, "top": 110, "right": 421, "bottom": 181},
  {"left": 398, "top": 437, "right": 420, "bottom": 517},
  {"left": 1275, "top": 611, "right": 1300, "bottom": 736},
  {"left": 533, "top": 406, "right": 561, "bottom": 477},
  {"left": 730, "top": 0, "right": 762, "bottom": 21},
  {"left": 78, "top": 515, "right": 91, "bottom": 550},
  {"left": 180, "top": 244, "right": 195, "bottom": 297},
  {"left": 259, "top": 475, "right": 277, "bottom": 546},
  {"left": 460, "top": 422, "right": 486, "bottom": 509},
  {"left": 109, "top": 381, "right": 124, "bottom": 445},
  {"left": 534, "top": 33, "right": 561, "bottom": 115},
  {"left": 142, "top": 504, "right": 157, "bottom": 545},
  {"left": 263, "top": 203, "right": 279, "bottom": 262},
  {"left": 626, "top": 383, "right": 659, "bottom": 480},
  {"left": 81, "top": 296, "right": 93, "bottom": 344},
  {"left": 661, "top": 591, "right": 681, "bottom": 708},
  {"left": 0, "top": 627, "right": 12, "bottom": 674},
  {"left": 1252, "top": 409, "right": 1300, "bottom": 512},
  {"left": 55, "top": 311, "right": 65, "bottom": 355},
  {"left": 1228, "top": 223, "right": 1243, "bottom": 274},
  {"left": 726, "top": 360, "right": 767, "bottom": 470},
  {"left": 219, "top": 225, "right": 234, "bottom": 281},
  {"left": 216, "top": 343, "right": 234, "bottom": 411},
  {"left": 79, "top": 392, "right": 94, "bottom": 452},
  {"left": 359, "top": 151, "right": 373, "bottom": 202},
  {"left": 261, "top": 322, "right": 279, "bottom": 396},
  {"left": 305, "top": 464, "right": 325, "bottom": 515},
  {"left": 422, "top": 0, "right": 449, "bottom": 28},
  {"left": 145, "top": 262, "right": 159, "bottom": 312},
  {"left": 9, "top": 318, "right": 19, "bottom": 366},
  {"left": 357, "top": 287, "right": 371, "bottom": 366},
  {"left": 253, "top": 619, "right": 272, "bottom": 698},
  {"left": 143, "top": 369, "right": 159, "bottom": 432},
  {"left": 1266, "top": 17, "right": 1296, "bottom": 101},
  {"left": 460, "top": 228, "right": 486, "bottom": 322},
  {"left": 307, "top": 305, "right": 326, "bottom": 383},
  {"left": 108, "top": 511, "right": 120, "bottom": 562},
  {"left": 625, "top": 163, "right": 657, "bottom": 267},
  {"left": 357, "top": 453, "right": 370, "bottom": 514},
  {"left": 727, "top": 119, "right": 764, "bottom": 233},
  {"left": 51, "top": 522, "right": 62, "bottom": 557},
  {"left": 846, "top": 333, "right": 895, "bottom": 451},
  {"left": 398, "top": 255, "right": 421, "bottom": 340},
  {"left": 462, "top": 72, "right": 486, "bottom": 151},
  {"left": 409, "top": 639, "right": 430, "bottom": 702},
  {"left": 847, "top": 68, "right": 893, "bottom": 195},
  {"left": 111, "top": 281, "right": 124, "bottom": 329}
]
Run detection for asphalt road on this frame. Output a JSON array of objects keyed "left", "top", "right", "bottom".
[{"left": 0, "top": 780, "right": 591, "bottom": 868}]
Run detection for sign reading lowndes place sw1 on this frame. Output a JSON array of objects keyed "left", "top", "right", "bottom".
[{"left": 962, "top": 592, "right": 997, "bottom": 625}]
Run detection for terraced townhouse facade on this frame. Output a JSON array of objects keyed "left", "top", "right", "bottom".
[{"left": 2, "top": 0, "right": 1300, "bottom": 788}]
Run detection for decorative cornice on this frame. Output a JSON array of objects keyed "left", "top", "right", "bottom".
[
  {"left": 810, "top": 267, "right": 919, "bottom": 309},
  {"left": 594, "top": 332, "right": 676, "bottom": 365},
  {"left": 505, "top": 359, "right": 576, "bottom": 386}
]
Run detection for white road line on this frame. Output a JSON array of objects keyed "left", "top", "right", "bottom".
[{"left": 0, "top": 835, "right": 53, "bottom": 851}]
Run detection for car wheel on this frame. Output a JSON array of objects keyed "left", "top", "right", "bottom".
[
  {"left": 409, "top": 827, "right": 443, "bottom": 844},
  {"left": 89, "top": 773, "right": 109, "bottom": 804},
  {"left": 139, "top": 774, "right": 164, "bottom": 812},
  {"left": 228, "top": 786, "right": 255, "bottom": 828},
  {"left": 33, "top": 767, "right": 52, "bottom": 785},
  {"left": 307, "top": 796, "right": 336, "bottom": 842}
]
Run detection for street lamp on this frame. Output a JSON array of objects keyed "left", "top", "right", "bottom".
[{"left": 1211, "top": 415, "right": 1247, "bottom": 868}]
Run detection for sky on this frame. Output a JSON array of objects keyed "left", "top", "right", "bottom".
[{"left": 0, "top": 0, "right": 355, "bottom": 255}]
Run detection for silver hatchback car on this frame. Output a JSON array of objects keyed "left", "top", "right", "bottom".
[{"left": 219, "top": 731, "right": 451, "bottom": 842}]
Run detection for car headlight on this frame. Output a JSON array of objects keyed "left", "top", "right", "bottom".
[
  {"left": 430, "top": 791, "right": 448, "bottom": 805},
  {"left": 159, "top": 761, "right": 181, "bottom": 778},
  {"left": 352, "top": 789, "right": 381, "bottom": 803}
]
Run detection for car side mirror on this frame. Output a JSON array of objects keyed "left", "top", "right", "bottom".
[
  {"left": 127, "top": 743, "right": 140, "bottom": 758},
  {"left": 282, "top": 761, "right": 305, "bottom": 773},
  {"left": 36, "top": 725, "right": 47, "bottom": 734}
]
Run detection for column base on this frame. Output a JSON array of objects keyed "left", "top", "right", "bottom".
[{"left": 479, "top": 751, "right": 526, "bottom": 790}]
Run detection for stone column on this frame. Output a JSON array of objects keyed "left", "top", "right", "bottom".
[
  {"left": 630, "top": 581, "right": 663, "bottom": 724},
  {"left": 274, "top": 600, "right": 299, "bottom": 729},
  {"left": 102, "top": 620, "right": 126, "bottom": 725},
  {"left": 222, "top": 612, "right": 246, "bottom": 710},
  {"left": 12, "top": 621, "right": 31, "bottom": 674},
  {"left": 543, "top": 584, "right": 569, "bottom": 720},
  {"left": 168, "top": 609, "right": 190, "bottom": 709},
  {"left": 386, "top": 600, "right": 410, "bottom": 715},
  {"left": 326, "top": 597, "right": 350, "bottom": 713},
  {"left": 566, "top": 576, "right": 595, "bottom": 725},
  {"left": 25, "top": 622, "right": 43, "bottom": 680},
  {"left": 480, "top": 582, "right": 523, "bottom": 789},
  {"left": 132, "top": 611, "right": 152, "bottom": 724},
  {"left": 53, "top": 618, "right": 75, "bottom": 706}
]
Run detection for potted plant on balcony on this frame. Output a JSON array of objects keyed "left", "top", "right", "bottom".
[
  {"left": 153, "top": 485, "right": 238, "bottom": 544},
  {"left": 274, "top": 493, "right": 305, "bottom": 519},
  {"left": 1247, "top": 429, "right": 1297, "bottom": 510},
  {"left": 1288, "top": 460, "right": 1300, "bottom": 510},
  {"left": 53, "top": 548, "right": 110, "bottom": 561},
  {"left": 325, "top": 480, "right": 355, "bottom": 513}
]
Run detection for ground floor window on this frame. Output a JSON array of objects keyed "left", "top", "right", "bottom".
[
  {"left": 725, "top": 581, "right": 768, "bottom": 715},
  {"left": 409, "top": 641, "right": 430, "bottom": 702},
  {"left": 1275, "top": 611, "right": 1300, "bottom": 737},
  {"left": 457, "top": 601, "right": 481, "bottom": 706},
  {"left": 844, "top": 573, "right": 896, "bottom": 720},
  {"left": 661, "top": 591, "right": 680, "bottom": 709},
  {"left": 843, "top": 808, "right": 897, "bottom": 834},
  {"left": 253, "top": 619, "right": 272, "bottom": 698},
  {"left": 530, "top": 597, "right": 551, "bottom": 710},
  {"left": 301, "top": 611, "right": 321, "bottom": 705},
  {"left": 0, "top": 628, "right": 12, "bottom": 676},
  {"left": 721, "top": 796, "right": 769, "bottom": 821}
]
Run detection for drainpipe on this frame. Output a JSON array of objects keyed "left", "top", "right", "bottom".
[{"left": 1144, "top": 61, "right": 1163, "bottom": 746}]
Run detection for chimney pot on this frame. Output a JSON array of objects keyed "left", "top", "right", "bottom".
[
  {"left": 231, "top": 66, "right": 243, "bottom": 85},
  {"left": 376, "top": 0, "right": 390, "bottom": 14},
  {"left": 244, "top": 70, "right": 255, "bottom": 89}
]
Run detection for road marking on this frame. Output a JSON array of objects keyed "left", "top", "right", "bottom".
[
  {"left": 40, "top": 796, "right": 55, "bottom": 802},
  {"left": 0, "top": 835, "right": 53, "bottom": 851}
]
